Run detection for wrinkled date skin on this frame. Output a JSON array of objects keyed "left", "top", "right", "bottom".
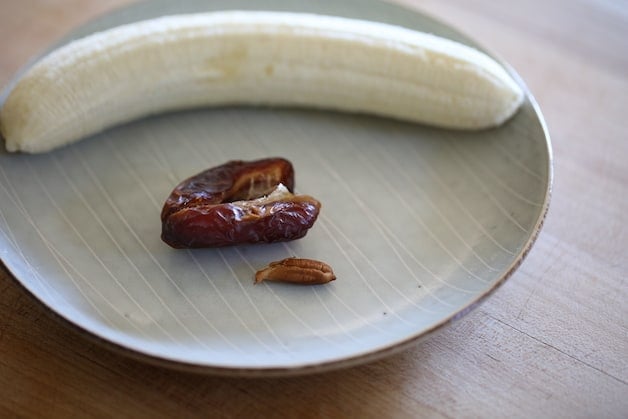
[{"left": 161, "top": 158, "right": 321, "bottom": 248}]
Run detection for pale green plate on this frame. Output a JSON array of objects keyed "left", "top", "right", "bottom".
[{"left": 0, "top": 0, "right": 552, "bottom": 375}]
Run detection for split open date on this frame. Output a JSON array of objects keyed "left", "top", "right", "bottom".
[{"left": 160, "top": 158, "right": 321, "bottom": 248}]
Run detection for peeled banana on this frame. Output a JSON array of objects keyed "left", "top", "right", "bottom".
[{"left": 0, "top": 11, "right": 524, "bottom": 153}]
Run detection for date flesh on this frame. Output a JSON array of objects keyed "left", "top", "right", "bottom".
[{"left": 161, "top": 158, "right": 321, "bottom": 248}]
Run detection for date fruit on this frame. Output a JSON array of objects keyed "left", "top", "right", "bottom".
[{"left": 161, "top": 158, "right": 321, "bottom": 248}]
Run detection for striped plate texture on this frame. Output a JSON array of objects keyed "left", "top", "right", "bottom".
[{"left": 0, "top": 0, "right": 551, "bottom": 375}]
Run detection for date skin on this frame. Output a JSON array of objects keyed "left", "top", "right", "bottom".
[
  {"left": 161, "top": 158, "right": 321, "bottom": 248},
  {"left": 161, "top": 158, "right": 294, "bottom": 221}
]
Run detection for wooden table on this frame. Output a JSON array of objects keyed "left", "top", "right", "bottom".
[{"left": 1, "top": 1, "right": 626, "bottom": 417}]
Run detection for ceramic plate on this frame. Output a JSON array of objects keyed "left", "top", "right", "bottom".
[{"left": 0, "top": 0, "right": 552, "bottom": 375}]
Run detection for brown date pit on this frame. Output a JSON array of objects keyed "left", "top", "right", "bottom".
[{"left": 255, "top": 257, "right": 336, "bottom": 285}]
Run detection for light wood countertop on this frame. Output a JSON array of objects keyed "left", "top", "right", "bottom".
[{"left": 1, "top": 0, "right": 626, "bottom": 417}]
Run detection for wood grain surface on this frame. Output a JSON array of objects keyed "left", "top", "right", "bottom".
[{"left": 1, "top": 0, "right": 626, "bottom": 417}]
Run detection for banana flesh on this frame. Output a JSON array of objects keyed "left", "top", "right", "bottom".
[{"left": 0, "top": 11, "right": 524, "bottom": 153}]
